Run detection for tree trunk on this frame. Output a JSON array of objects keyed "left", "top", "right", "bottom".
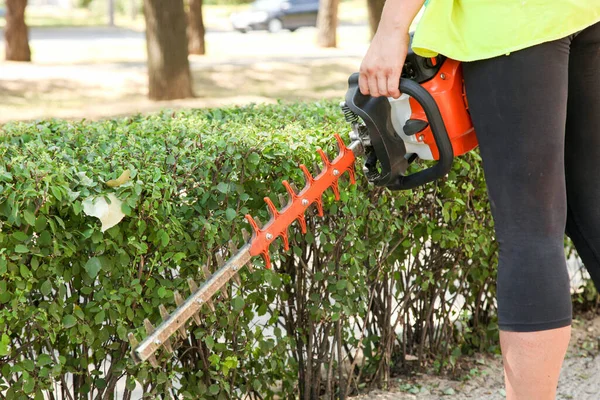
[
  {"left": 316, "top": 0, "right": 339, "bottom": 48},
  {"left": 108, "top": 0, "right": 115, "bottom": 26},
  {"left": 366, "top": 0, "right": 385, "bottom": 39},
  {"left": 5, "top": 0, "right": 31, "bottom": 62},
  {"left": 143, "top": 0, "right": 194, "bottom": 100},
  {"left": 130, "top": 0, "right": 138, "bottom": 20},
  {"left": 187, "top": 0, "right": 206, "bottom": 55}
]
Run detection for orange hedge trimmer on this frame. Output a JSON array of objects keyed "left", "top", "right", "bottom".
[{"left": 128, "top": 45, "right": 479, "bottom": 366}]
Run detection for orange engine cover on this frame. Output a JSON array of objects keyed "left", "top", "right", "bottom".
[{"left": 408, "top": 59, "right": 478, "bottom": 160}]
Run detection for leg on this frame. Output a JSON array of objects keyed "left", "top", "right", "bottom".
[
  {"left": 565, "top": 22, "right": 600, "bottom": 289},
  {"left": 463, "top": 36, "right": 573, "bottom": 399}
]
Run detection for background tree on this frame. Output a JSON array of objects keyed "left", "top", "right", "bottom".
[
  {"left": 187, "top": 0, "right": 206, "bottom": 55},
  {"left": 316, "top": 0, "right": 339, "bottom": 48},
  {"left": 366, "top": 0, "right": 385, "bottom": 39},
  {"left": 143, "top": 0, "right": 194, "bottom": 100},
  {"left": 108, "top": 0, "right": 115, "bottom": 26},
  {"left": 5, "top": 0, "right": 31, "bottom": 62}
]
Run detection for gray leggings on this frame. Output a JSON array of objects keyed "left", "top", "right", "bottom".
[{"left": 462, "top": 21, "right": 600, "bottom": 332}]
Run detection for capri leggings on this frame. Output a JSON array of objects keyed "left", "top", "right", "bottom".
[{"left": 462, "top": 21, "right": 600, "bottom": 332}]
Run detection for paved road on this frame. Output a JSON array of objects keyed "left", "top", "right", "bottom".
[{"left": 0, "top": 23, "right": 367, "bottom": 42}]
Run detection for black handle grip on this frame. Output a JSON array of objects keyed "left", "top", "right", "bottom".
[{"left": 387, "top": 78, "right": 454, "bottom": 190}]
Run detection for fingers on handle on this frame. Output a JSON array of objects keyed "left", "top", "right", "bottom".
[
  {"left": 367, "top": 73, "right": 380, "bottom": 97},
  {"left": 358, "top": 72, "right": 370, "bottom": 96},
  {"left": 387, "top": 72, "right": 401, "bottom": 99}
]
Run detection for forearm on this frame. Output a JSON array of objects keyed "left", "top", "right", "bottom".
[{"left": 377, "top": 0, "right": 425, "bottom": 33}]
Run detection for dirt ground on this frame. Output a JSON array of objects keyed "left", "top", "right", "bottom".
[{"left": 354, "top": 313, "right": 600, "bottom": 400}]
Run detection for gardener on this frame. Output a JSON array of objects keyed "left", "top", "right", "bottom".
[{"left": 358, "top": 1, "right": 600, "bottom": 399}]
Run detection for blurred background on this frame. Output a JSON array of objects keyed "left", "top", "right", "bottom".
[{"left": 0, "top": 0, "right": 409, "bottom": 123}]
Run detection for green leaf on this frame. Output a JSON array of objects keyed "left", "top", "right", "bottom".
[
  {"left": 248, "top": 153, "right": 260, "bottom": 165},
  {"left": 20, "top": 264, "right": 31, "bottom": 278},
  {"left": 23, "top": 376, "right": 35, "bottom": 394},
  {"left": 62, "top": 315, "right": 77, "bottom": 329},
  {"left": 37, "top": 354, "right": 53, "bottom": 367},
  {"left": 50, "top": 186, "right": 63, "bottom": 201},
  {"left": 0, "top": 334, "right": 10, "bottom": 356},
  {"left": 95, "top": 310, "right": 106, "bottom": 325},
  {"left": 23, "top": 210, "right": 36, "bottom": 226},
  {"left": 232, "top": 296, "right": 245, "bottom": 312},
  {"left": 14, "top": 244, "right": 29, "bottom": 253},
  {"left": 157, "top": 372, "right": 168, "bottom": 384},
  {"left": 22, "top": 359, "right": 35, "bottom": 372},
  {"left": 116, "top": 325, "right": 128, "bottom": 341},
  {"left": 160, "top": 230, "right": 170, "bottom": 247},
  {"left": 12, "top": 231, "right": 29, "bottom": 242},
  {"left": 84, "top": 257, "right": 102, "bottom": 279},
  {"left": 216, "top": 182, "right": 229, "bottom": 194},
  {"left": 40, "top": 280, "right": 52, "bottom": 296},
  {"left": 209, "top": 384, "right": 220, "bottom": 395},
  {"left": 225, "top": 208, "right": 236, "bottom": 221},
  {"left": 204, "top": 336, "right": 215, "bottom": 351}
]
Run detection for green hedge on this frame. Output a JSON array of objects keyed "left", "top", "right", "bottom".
[{"left": 0, "top": 102, "right": 517, "bottom": 398}]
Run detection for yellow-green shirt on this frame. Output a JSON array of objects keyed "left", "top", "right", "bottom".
[{"left": 412, "top": 1, "right": 600, "bottom": 62}]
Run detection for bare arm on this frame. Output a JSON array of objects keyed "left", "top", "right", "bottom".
[{"left": 359, "top": 0, "right": 425, "bottom": 98}]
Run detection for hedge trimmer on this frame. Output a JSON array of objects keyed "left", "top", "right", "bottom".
[{"left": 128, "top": 43, "right": 479, "bottom": 366}]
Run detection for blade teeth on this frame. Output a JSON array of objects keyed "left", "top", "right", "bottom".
[
  {"left": 187, "top": 278, "right": 199, "bottom": 293},
  {"left": 282, "top": 230, "right": 290, "bottom": 251},
  {"left": 282, "top": 180, "right": 297, "bottom": 200},
  {"left": 290, "top": 182, "right": 300, "bottom": 195},
  {"left": 157, "top": 305, "right": 174, "bottom": 353},
  {"left": 297, "top": 215, "right": 307, "bottom": 234},
  {"left": 216, "top": 253, "right": 225, "bottom": 267},
  {"left": 143, "top": 319, "right": 155, "bottom": 335},
  {"left": 205, "top": 298, "right": 216, "bottom": 312},
  {"left": 246, "top": 262, "right": 255, "bottom": 273},
  {"left": 254, "top": 217, "right": 263, "bottom": 229},
  {"left": 317, "top": 148, "right": 331, "bottom": 166},
  {"left": 315, "top": 199, "right": 324, "bottom": 217},
  {"left": 184, "top": 280, "right": 203, "bottom": 325},
  {"left": 313, "top": 162, "right": 321, "bottom": 175},
  {"left": 264, "top": 197, "right": 279, "bottom": 218},
  {"left": 232, "top": 273, "right": 242, "bottom": 286},
  {"left": 221, "top": 288, "right": 229, "bottom": 300},
  {"left": 173, "top": 291, "right": 188, "bottom": 339},
  {"left": 331, "top": 181, "right": 341, "bottom": 201},
  {"left": 158, "top": 304, "right": 170, "bottom": 321},
  {"left": 128, "top": 333, "right": 141, "bottom": 364},
  {"left": 128, "top": 332, "right": 139, "bottom": 348},
  {"left": 262, "top": 252, "right": 272, "bottom": 270},
  {"left": 348, "top": 168, "right": 356, "bottom": 185},
  {"left": 191, "top": 312, "right": 202, "bottom": 326},
  {"left": 187, "top": 275, "right": 215, "bottom": 312},
  {"left": 244, "top": 215, "right": 261, "bottom": 236},
  {"left": 228, "top": 240, "right": 238, "bottom": 255},
  {"left": 278, "top": 194, "right": 288, "bottom": 208},
  {"left": 202, "top": 265, "right": 211, "bottom": 280},
  {"left": 300, "top": 164, "right": 313, "bottom": 185},
  {"left": 174, "top": 290, "right": 184, "bottom": 306},
  {"left": 242, "top": 228, "right": 250, "bottom": 242},
  {"left": 143, "top": 319, "right": 160, "bottom": 367},
  {"left": 334, "top": 133, "right": 347, "bottom": 153}
]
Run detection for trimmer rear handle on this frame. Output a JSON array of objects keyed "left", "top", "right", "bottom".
[{"left": 390, "top": 78, "right": 454, "bottom": 190}]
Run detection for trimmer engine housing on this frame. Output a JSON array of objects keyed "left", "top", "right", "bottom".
[{"left": 342, "top": 39, "right": 478, "bottom": 190}]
